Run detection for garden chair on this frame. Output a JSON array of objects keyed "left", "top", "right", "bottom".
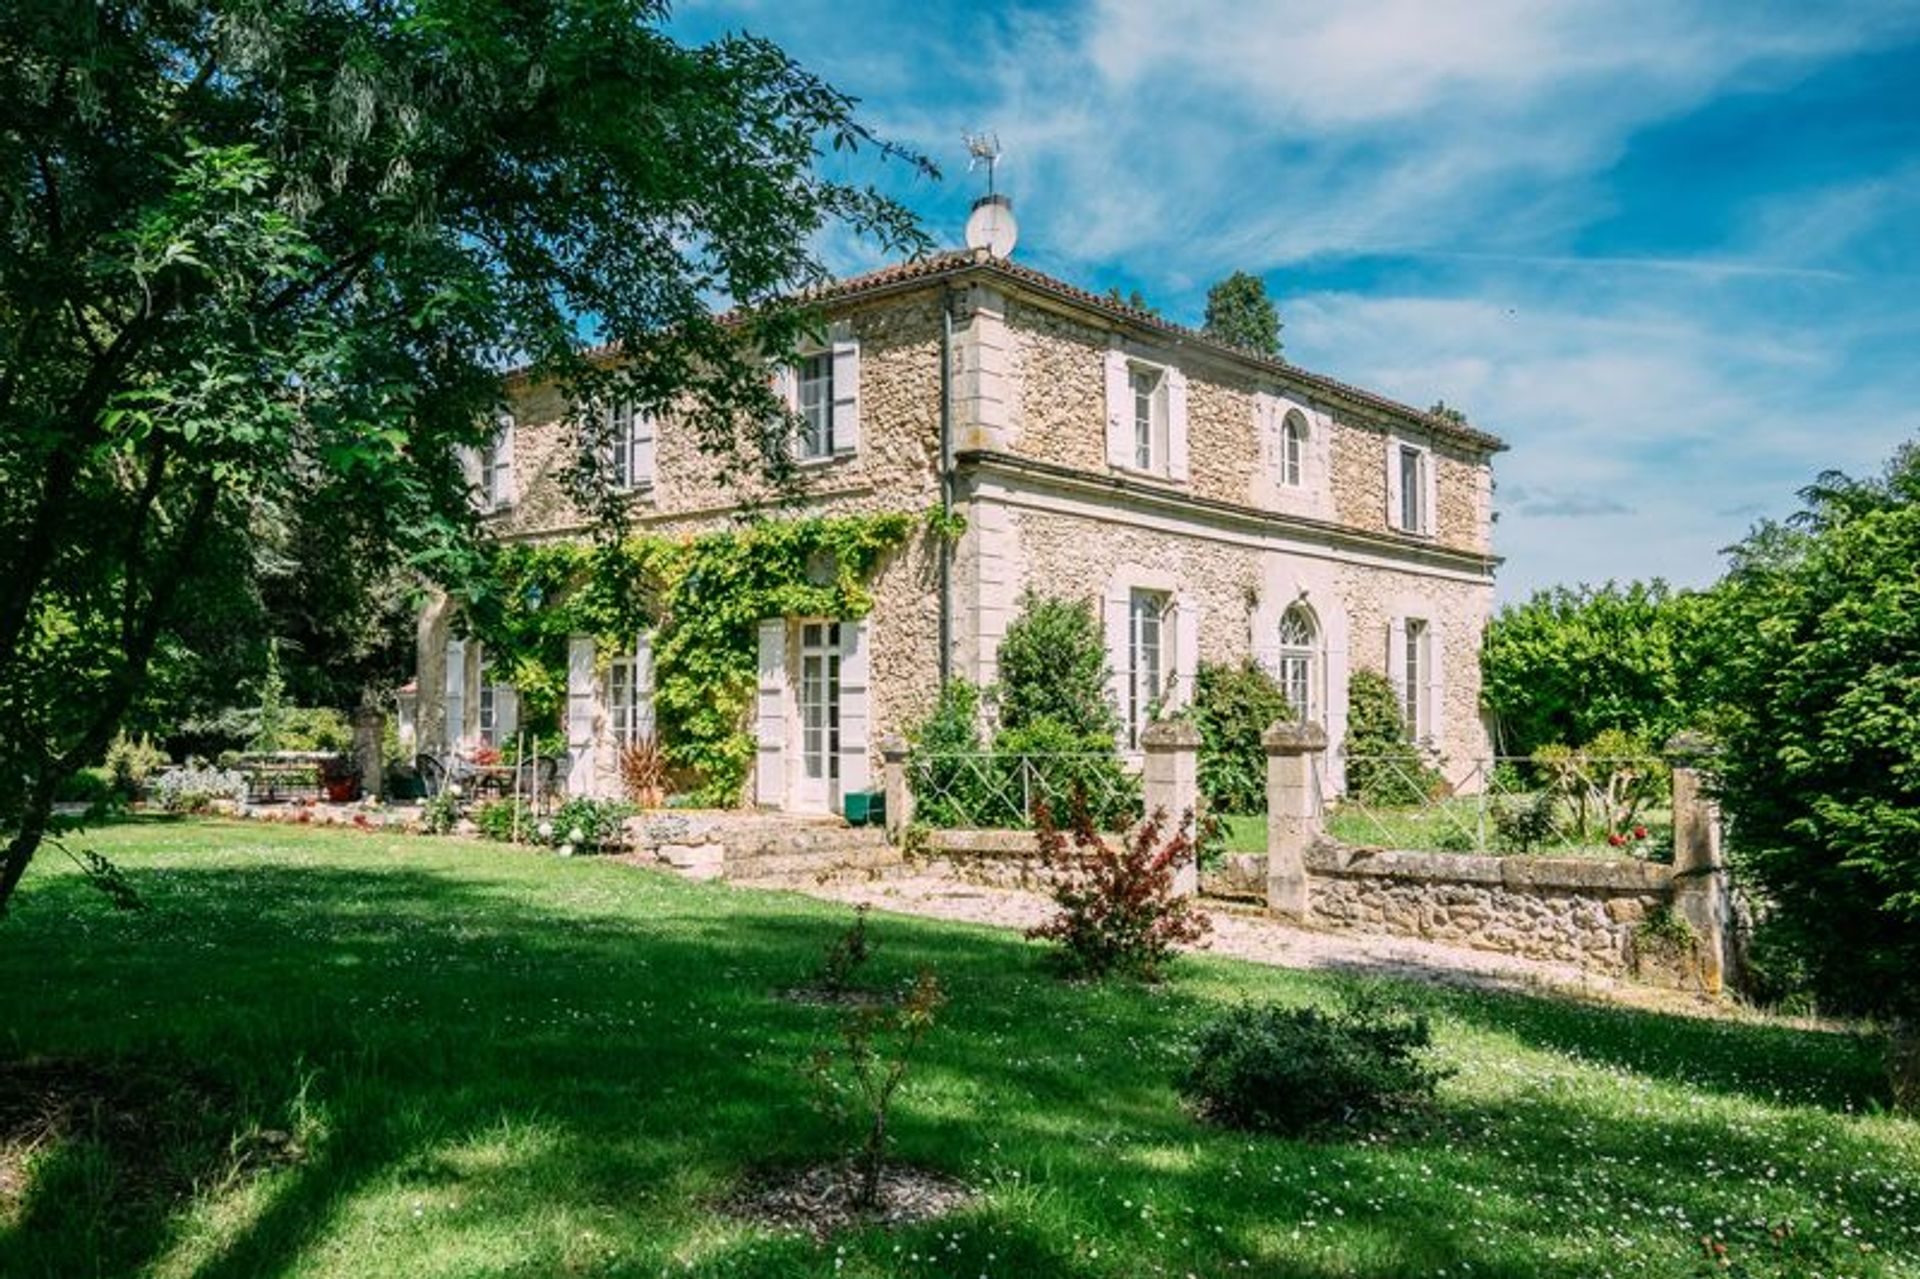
[{"left": 415, "top": 753, "right": 448, "bottom": 798}]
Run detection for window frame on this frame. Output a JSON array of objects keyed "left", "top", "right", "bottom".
[
  {"left": 608, "top": 402, "right": 655, "bottom": 492},
  {"left": 1401, "top": 616, "right": 1430, "bottom": 740},
  {"left": 1393, "top": 440, "right": 1433, "bottom": 535},
  {"left": 1127, "top": 362, "right": 1168, "bottom": 474},
  {"left": 606, "top": 638, "right": 653, "bottom": 747},
  {"left": 1277, "top": 603, "right": 1319, "bottom": 723},
  {"left": 1125, "top": 588, "right": 1170, "bottom": 749},
  {"left": 478, "top": 417, "right": 512, "bottom": 511},
  {"left": 795, "top": 351, "right": 835, "bottom": 461}
]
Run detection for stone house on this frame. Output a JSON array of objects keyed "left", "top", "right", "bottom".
[{"left": 413, "top": 233, "right": 1504, "bottom": 815}]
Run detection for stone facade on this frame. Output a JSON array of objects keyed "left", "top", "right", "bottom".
[{"left": 414, "top": 249, "right": 1503, "bottom": 812}]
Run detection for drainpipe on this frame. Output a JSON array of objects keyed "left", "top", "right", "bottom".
[{"left": 938, "top": 291, "right": 956, "bottom": 685}]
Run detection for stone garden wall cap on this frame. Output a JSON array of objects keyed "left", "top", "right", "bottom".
[
  {"left": 1141, "top": 718, "right": 1203, "bottom": 747},
  {"left": 877, "top": 734, "right": 909, "bottom": 759},
  {"left": 1664, "top": 730, "right": 1717, "bottom": 763},
  {"left": 1262, "top": 720, "right": 1328, "bottom": 751}
]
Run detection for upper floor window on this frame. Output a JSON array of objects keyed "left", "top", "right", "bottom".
[
  {"left": 1277, "top": 603, "right": 1319, "bottom": 723},
  {"left": 479, "top": 417, "right": 513, "bottom": 511},
  {"left": 1389, "top": 438, "right": 1433, "bottom": 535},
  {"left": 608, "top": 402, "right": 656, "bottom": 491},
  {"left": 1130, "top": 366, "right": 1165, "bottom": 470},
  {"left": 796, "top": 352, "right": 834, "bottom": 460},
  {"left": 1125, "top": 588, "right": 1169, "bottom": 749},
  {"left": 1105, "top": 350, "right": 1187, "bottom": 481},
  {"left": 1280, "top": 411, "right": 1308, "bottom": 488}
]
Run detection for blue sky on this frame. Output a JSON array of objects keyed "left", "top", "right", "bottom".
[{"left": 678, "top": 0, "right": 1920, "bottom": 599}]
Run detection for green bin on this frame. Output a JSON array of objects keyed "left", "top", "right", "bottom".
[{"left": 843, "top": 789, "right": 886, "bottom": 827}]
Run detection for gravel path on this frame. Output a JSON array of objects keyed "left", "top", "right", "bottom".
[{"left": 755, "top": 869, "right": 1719, "bottom": 1013}]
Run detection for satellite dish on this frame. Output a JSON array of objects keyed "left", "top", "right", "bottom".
[{"left": 965, "top": 193, "right": 1018, "bottom": 258}]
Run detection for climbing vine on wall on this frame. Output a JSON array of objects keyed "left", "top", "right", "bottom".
[{"left": 462, "top": 513, "right": 915, "bottom": 805}]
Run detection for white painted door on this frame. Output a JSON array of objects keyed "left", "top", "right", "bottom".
[{"left": 796, "top": 621, "right": 843, "bottom": 813}]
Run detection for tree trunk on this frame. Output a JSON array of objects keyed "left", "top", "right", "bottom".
[
  {"left": 1892, "top": 1017, "right": 1919, "bottom": 1115},
  {"left": 0, "top": 782, "right": 56, "bottom": 916},
  {"left": 857, "top": 1109, "right": 887, "bottom": 1210}
]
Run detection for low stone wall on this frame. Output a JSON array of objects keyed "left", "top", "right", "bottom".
[
  {"left": 1304, "top": 842, "right": 1676, "bottom": 976},
  {"left": 915, "top": 829, "right": 1051, "bottom": 889}
]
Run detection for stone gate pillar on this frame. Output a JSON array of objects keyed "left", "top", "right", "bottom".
[
  {"left": 351, "top": 705, "right": 386, "bottom": 802},
  {"left": 1667, "top": 731, "right": 1731, "bottom": 995},
  {"left": 1141, "top": 719, "right": 1203, "bottom": 896},
  {"left": 878, "top": 735, "right": 913, "bottom": 846},
  {"left": 1265, "top": 720, "right": 1327, "bottom": 921}
]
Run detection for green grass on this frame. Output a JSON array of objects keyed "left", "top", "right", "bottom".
[{"left": 3, "top": 817, "right": 1915, "bottom": 1279}]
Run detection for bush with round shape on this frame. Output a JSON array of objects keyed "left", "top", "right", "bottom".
[{"left": 1180, "top": 994, "right": 1449, "bottom": 1137}]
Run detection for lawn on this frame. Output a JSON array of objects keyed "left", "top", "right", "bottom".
[
  {"left": 2, "top": 818, "right": 1915, "bottom": 1279},
  {"left": 1217, "top": 803, "right": 1674, "bottom": 860}
]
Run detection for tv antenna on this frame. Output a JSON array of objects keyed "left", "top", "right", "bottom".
[{"left": 964, "top": 130, "right": 1002, "bottom": 197}]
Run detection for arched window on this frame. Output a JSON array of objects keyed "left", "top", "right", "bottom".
[
  {"left": 1280, "top": 411, "right": 1308, "bottom": 488},
  {"left": 1278, "top": 603, "right": 1319, "bottom": 722}
]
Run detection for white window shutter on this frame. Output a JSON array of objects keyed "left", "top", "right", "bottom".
[
  {"left": 1385, "top": 439, "right": 1405, "bottom": 531},
  {"left": 495, "top": 686, "right": 518, "bottom": 741},
  {"left": 1423, "top": 449, "right": 1440, "bottom": 536},
  {"left": 1173, "top": 597, "right": 1199, "bottom": 707},
  {"left": 495, "top": 415, "right": 515, "bottom": 507},
  {"left": 1424, "top": 620, "right": 1444, "bottom": 745},
  {"left": 771, "top": 363, "right": 797, "bottom": 411},
  {"left": 1102, "top": 589, "right": 1129, "bottom": 739},
  {"left": 1167, "top": 367, "right": 1190, "bottom": 482},
  {"left": 755, "top": 620, "right": 788, "bottom": 807},
  {"left": 1386, "top": 619, "right": 1408, "bottom": 726},
  {"left": 635, "top": 412, "right": 657, "bottom": 488},
  {"left": 1103, "top": 349, "right": 1129, "bottom": 468},
  {"left": 1251, "top": 610, "right": 1281, "bottom": 678},
  {"left": 634, "top": 631, "right": 656, "bottom": 736},
  {"left": 831, "top": 327, "right": 860, "bottom": 455},
  {"left": 444, "top": 638, "right": 467, "bottom": 750},
  {"left": 837, "top": 619, "right": 871, "bottom": 794},
  {"left": 566, "top": 635, "right": 596, "bottom": 795}
]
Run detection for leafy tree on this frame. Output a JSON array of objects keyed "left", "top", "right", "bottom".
[
  {"left": 1202, "top": 271, "right": 1282, "bottom": 356},
  {"left": 0, "top": 0, "right": 929, "bottom": 912},
  {"left": 1103, "top": 285, "right": 1159, "bottom": 316},
  {"left": 1702, "top": 444, "right": 1920, "bottom": 1088},
  {"left": 1193, "top": 660, "right": 1291, "bottom": 815},
  {"left": 993, "top": 591, "right": 1118, "bottom": 740},
  {"left": 1481, "top": 581, "right": 1711, "bottom": 758}
]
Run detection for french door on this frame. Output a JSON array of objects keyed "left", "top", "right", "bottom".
[{"left": 796, "top": 621, "right": 843, "bottom": 812}]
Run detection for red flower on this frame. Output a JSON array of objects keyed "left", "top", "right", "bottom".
[
  {"left": 1608, "top": 832, "right": 1626, "bottom": 847},
  {"left": 1633, "top": 825, "right": 1649, "bottom": 840}
]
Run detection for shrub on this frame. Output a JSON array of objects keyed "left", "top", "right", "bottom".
[
  {"left": 1492, "top": 792, "right": 1557, "bottom": 855},
  {"left": 617, "top": 733, "right": 670, "bottom": 807},
  {"left": 807, "top": 971, "right": 945, "bottom": 1210},
  {"left": 474, "top": 797, "right": 535, "bottom": 843},
  {"left": 1193, "top": 660, "right": 1291, "bottom": 815},
  {"left": 817, "top": 904, "right": 877, "bottom": 996},
  {"left": 904, "top": 680, "right": 987, "bottom": 828},
  {"left": 991, "top": 717, "right": 1138, "bottom": 832},
  {"left": 546, "top": 797, "right": 634, "bottom": 853},
  {"left": 1027, "top": 802, "right": 1210, "bottom": 980},
  {"left": 1180, "top": 993, "right": 1449, "bottom": 1137},
  {"left": 1343, "top": 671, "right": 1438, "bottom": 806},
  {"left": 149, "top": 765, "right": 248, "bottom": 814},
  {"left": 994, "top": 591, "right": 1118, "bottom": 739},
  {"left": 54, "top": 766, "right": 118, "bottom": 807},
  {"left": 420, "top": 790, "right": 461, "bottom": 835},
  {"left": 105, "top": 733, "right": 168, "bottom": 797}
]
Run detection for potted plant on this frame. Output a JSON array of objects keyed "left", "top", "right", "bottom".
[{"left": 320, "top": 756, "right": 361, "bottom": 803}]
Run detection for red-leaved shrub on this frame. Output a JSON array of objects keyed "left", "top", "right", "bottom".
[{"left": 1026, "top": 800, "right": 1211, "bottom": 980}]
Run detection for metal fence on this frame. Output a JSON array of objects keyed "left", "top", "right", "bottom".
[
  {"left": 906, "top": 751, "right": 1142, "bottom": 831},
  {"left": 1328, "top": 753, "right": 1673, "bottom": 860}
]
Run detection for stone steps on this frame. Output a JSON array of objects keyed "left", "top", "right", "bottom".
[{"left": 724, "top": 828, "right": 902, "bottom": 883}]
